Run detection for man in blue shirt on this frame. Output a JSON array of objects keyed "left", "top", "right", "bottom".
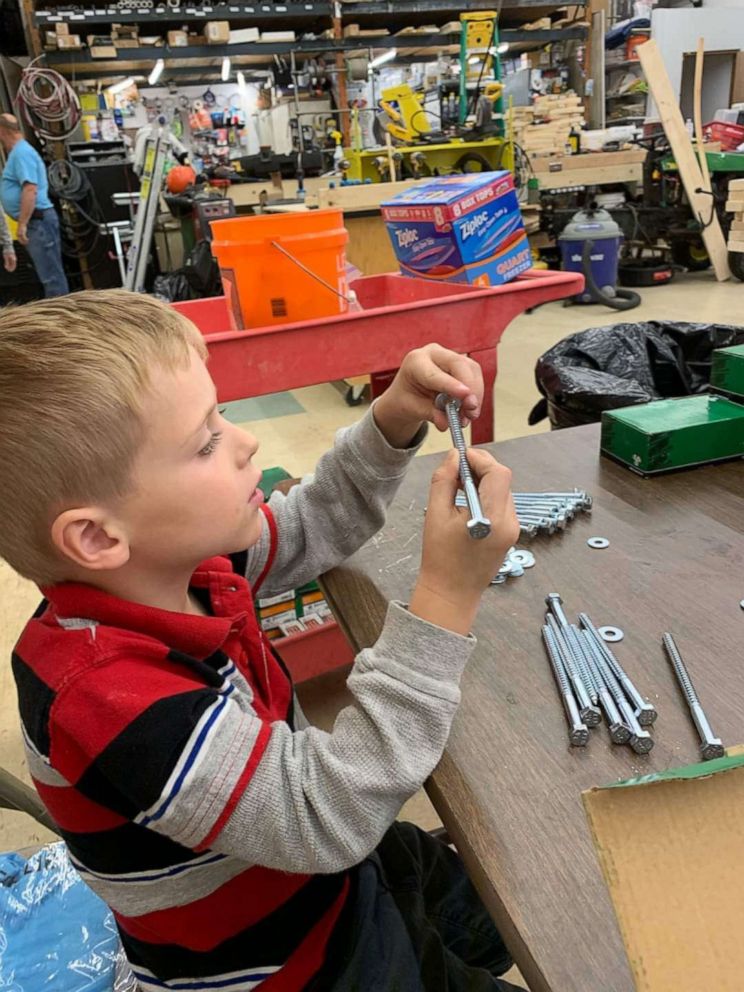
[{"left": 0, "top": 114, "right": 68, "bottom": 297}]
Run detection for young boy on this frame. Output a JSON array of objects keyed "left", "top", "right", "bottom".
[{"left": 1, "top": 290, "right": 522, "bottom": 992}]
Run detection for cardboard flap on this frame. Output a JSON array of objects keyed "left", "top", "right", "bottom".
[{"left": 583, "top": 753, "right": 744, "bottom": 991}]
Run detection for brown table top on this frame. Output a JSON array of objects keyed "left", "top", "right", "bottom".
[{"left": 321, "top": 422, "right": 744, "bottom": 992}]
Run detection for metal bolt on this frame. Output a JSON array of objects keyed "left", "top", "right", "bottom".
[
  {"left": 568, "top": 624, "right": 599, "bottom": 704},
  {"left": 436, "top": 393, "right": 491, "bottom": 540},
  {"left": 578, "top": 613, "right": 657, "bottom": 726},
  {"left": 541, "top": 625, "right": 589, "bottom": 746},
  {"left": 545, "top": 614, "right": 601, "bottom": 727},
  {"left": 517, "top": 490, "right": 592, "bottom": 509},
  {"left": 662, "top": 633, "right": 725, "bottom": 761},
  {"left": 582, "top": 635, "right": 654, "bottom": 754},
  {"left": 578, "top": 630, "right": 631, "bottom": 744}
]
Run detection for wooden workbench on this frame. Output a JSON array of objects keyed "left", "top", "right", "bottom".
[
  {"left": 530, "top": 149, "right": 647, "bottom": 190},
  {"left": 320, "top": 423, "right": 744, "bottom": 992}
]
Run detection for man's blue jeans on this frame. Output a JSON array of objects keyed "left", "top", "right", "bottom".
[{"left": 25, "top": 208, "right": 69, "bottom": 297}]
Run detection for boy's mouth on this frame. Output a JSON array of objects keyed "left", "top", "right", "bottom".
[{"left": 248, "top": 475, "right": 264, "bottom": 505}]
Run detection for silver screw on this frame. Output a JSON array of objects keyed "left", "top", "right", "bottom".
[
  {"left": 545, "top": 614, "right": 601, "bottom": 727},
  {"left": 662, "top": 633, "right": 725, "bottom": 761},
  {"left": 436, "top": 393, "right": 491, "bottom": 540},
  {"left": 541, "top": 625, "right": 589, "bottom": 746},
  {"left": 583, "top": 635, "right": 654, "bottom": 754},
  {"left": 568, "top": 624, "right": 599, "bottom": 705},
  {"left": 578, "top": 613, "right": 657, "bottom": 726},
  {"left": 577, "top": 630, "right": 631, "bottom": 744}
]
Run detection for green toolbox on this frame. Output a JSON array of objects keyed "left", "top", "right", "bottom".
[
  {"left": 600, "top": 395, "right": 744, "bottom": 475},
  {"left": 710, "top": 344, "right": 744, "bottom": 399}
]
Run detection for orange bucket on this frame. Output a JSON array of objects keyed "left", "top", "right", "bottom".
[{"left": 210, "top": 209, "right": 349, "bottom": 328}]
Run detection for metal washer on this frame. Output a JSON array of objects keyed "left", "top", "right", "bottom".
[
  {"left": 598, "top": 625, "right": 624, "bottom": 643},
  {"left": 510, "top": 550, "right": 535, "bottom": 569},
  {"left": 587, "top": 537, "right": 610, "bottom": 549}
]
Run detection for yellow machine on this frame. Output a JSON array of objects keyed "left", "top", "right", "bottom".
[{"left": 375, "top": 84, "right": 431, "bottom": 144}]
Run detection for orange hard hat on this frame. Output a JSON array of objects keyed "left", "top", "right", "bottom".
[{"left": 166, "top": 163, "right": 196, "bottom": 194}]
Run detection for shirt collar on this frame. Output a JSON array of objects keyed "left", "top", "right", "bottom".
[{"left": 41, "top": 558, "right": 248, "bottom": 659}]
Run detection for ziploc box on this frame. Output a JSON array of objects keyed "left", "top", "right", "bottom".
[{"left": 381, "top": 171, "right": 531, "bottom": 287}]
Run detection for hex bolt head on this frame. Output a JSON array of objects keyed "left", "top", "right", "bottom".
[{"left": 701, "top": 740, "right": 725, "bottom": 761}]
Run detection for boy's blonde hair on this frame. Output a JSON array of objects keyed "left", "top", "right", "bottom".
[{"left": 0, "top": 290, "right": 207, "bottom": 585}]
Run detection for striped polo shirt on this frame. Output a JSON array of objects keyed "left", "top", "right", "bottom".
[{"left": 12, "top": 521, "right": 350, "bottom": 991}]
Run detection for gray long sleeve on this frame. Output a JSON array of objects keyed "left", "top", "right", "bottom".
[{"left": 244, "top": 403, "right": 427, "bottom": 597}]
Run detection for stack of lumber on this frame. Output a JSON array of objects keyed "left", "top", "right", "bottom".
[
  {"left": 726, "top": 178, "right": 744, "bottom": 255},
  {"left": 506, "top": 91, "right": 586, "bottom": 158}
]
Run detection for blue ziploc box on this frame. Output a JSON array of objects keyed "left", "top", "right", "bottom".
[{"left": 381, "top": 171, "right": 532, "bottom": 287}]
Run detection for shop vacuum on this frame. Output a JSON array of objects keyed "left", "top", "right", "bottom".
[{"left": 559, "top": 205, "right": 641, "bottom": 311}]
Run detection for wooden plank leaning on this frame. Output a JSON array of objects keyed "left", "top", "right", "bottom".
[{"left": 638, "top": 38, "right": 730, "bottom": 281}]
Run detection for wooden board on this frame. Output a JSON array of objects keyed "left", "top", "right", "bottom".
[
  {"left": 694, "top": 39, "right": 713, "bottom": 195},
  {"left": 725, "top": 199, "right": 744, "bottom": 213},
  {"left": 730, "top": 178, "right": 744, "bottom": 193},
  {"left": 638, "top": 39, "right": 730, "bottom": 281},
  {"left": 730, "top": 219, "right": 744, "bottom": 231},
  {"left": 531, "top": 149, "right": 646, "bottom": 174},
  {"left": 317, "top": 179, "right": 419, "bottom": 212},
  {"left": 535, "top": 163, "right": 644, "bottom": 189}
]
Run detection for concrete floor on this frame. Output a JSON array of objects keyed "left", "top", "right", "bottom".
[{"left": 0, "top": 271, "right": 741, "bottom": 986}]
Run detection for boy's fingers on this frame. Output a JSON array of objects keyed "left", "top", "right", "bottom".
[
  {"left": 465, "top": 449, "right": 514, "bottom": 509},
  {"left": 427, "top": 450, "right": 462, "bottom": 514}
]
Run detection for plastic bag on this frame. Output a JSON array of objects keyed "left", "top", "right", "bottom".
[
  {"left": 531, "top": 320, "right": 744, "bottom": 429},
  {"left": 0, "top": 842, "right": 136, "bottom": 992}
]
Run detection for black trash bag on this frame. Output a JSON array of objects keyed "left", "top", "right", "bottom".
[
  {"left": 152, "top": 271, "right": 196, "bottom": 303},
  {"left": 530, "top": 320, "right": 744, "bottom": 429},
  {"left": 151, "top": 241, "right": 223, "bottom": 303},
  {"left": 184, "top": 240, "right": 222, "bottom": 298}
]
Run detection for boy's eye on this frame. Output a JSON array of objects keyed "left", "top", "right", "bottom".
[{"left": 198, "top": 431, "right": 223, "bottom": 457}]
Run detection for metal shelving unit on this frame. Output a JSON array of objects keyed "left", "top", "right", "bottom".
[{"left": 34, "top": 0, "right": 589, "bottom": 85}]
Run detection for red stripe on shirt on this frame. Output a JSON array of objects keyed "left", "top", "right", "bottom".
[
  {"left": 50, "top": 660, "right": 210, "bottom": 784},
  {"left": 253, "top": 504, "right": 278, "bottom": 596},
  {"left": 195, "top": 719, "right": 272, "bottom": 851},
  {"left": 114, "top": 863, "right": 311, "bottom": 949},
  {"left": 261, "top": 877, "right": 350, "bottom": 992},
  {"left": 33, "top": 779, "right": 127, "bottom": 833}
]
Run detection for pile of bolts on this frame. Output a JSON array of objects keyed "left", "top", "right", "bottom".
[
  {"left": 514, "top": 490, "right": 593, "bottom": 537},
  {"left": 541, "top": 593, "right": 657, "bottom": 753}
]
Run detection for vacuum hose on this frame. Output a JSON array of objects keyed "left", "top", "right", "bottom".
[{"left": 582, "top": 239, "right": 641, "bottom": 311}]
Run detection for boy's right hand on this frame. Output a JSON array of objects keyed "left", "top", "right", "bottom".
[{"left": 410, "top": 449, "right": 519, "bottom": 636}]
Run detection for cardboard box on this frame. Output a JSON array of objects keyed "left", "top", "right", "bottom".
[
  {"left": 381, "top": 172, "right": 531, "bottom": 287},
  {"left": 710, "top": 343, "right": 744, "bottom": 397},
  {"left": 112, "top": 23, "right": 139, "bottom": 47},
  {"left": 229, "top": 27, "right": 260, "bottom": 43},
  {"left": 87, "top": 34, "right": 117, "bottom": 57},
  {"left": 57, "top": 33, "right": 82, "bottom": 48},
  {"left": 167, "top": 29, "right": 188, "bottom": 46},
  {"left": 583, "top": 753, "right": 744, "bottom": 991},
  {"left": 601, "top": 395, "right": 744, "bottom": 474},
  {"left": 205, "top": 20, "right": 230, "bottom": 44},
  {"left": 55, "top": 22, "right": 69, "bottom": 35}
]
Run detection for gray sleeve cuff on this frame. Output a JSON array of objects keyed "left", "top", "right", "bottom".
[{"left": 356, "top": 600, "right": 476, "bottom": 698}]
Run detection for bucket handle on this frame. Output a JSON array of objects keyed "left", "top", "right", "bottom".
[{"left": 270, "top": 240, "right": 353, "bottom": 305}]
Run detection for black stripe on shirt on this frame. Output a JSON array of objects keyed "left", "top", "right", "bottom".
[
  {"left": 83, "top": 688, "right": 218, "bottom": 813},
  {"left": 12, "top": 651, "right": 53, "bottom": 756},
  {"left": 64, "top": 819, "right": 206, "bottom": 875}
]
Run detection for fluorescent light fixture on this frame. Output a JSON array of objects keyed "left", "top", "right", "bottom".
[
  {"left": 468, "top": 54, "right": 481, "bottom": 65},
  {"left": 221, "top": 56, "right": 231, "bottom": 81},
  {"left": 108, "top": 76, "right": 135, "bottom": 94},
  {"left": 148, "top": 59, "right": 165, "bottom": 85},
  {"left": 369, "top": 48, "right": 397, "bottom": 70},
  {"left": 237, "top": 70, "right": 245, "bottom": 87},
  {"left": 493, "top": 41, "right": 510, "bottom": 55}
]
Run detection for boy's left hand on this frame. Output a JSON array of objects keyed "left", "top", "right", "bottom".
[{"left": 373, "top": 344, "right": 484, "bottom": 448}]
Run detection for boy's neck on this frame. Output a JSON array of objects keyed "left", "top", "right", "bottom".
[{"left": 65, "top": 563, "right": 208, "bottom": 617}]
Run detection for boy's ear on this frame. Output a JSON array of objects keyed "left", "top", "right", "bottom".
[{"left": 51, "top": 508, "right": 131, "bottom": 572}]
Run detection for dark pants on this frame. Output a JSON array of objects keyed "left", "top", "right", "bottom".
[
  {"left": 25, "top": 208, "right": 69, "bottom": 297},
  {"left": 307, "top": 822, "right": 525, "bottom": 992}
]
